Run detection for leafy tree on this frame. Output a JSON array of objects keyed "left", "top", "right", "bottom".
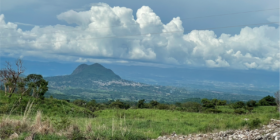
[
  {"left": 217, "top": 100, "right": 227, "bottom": 106},
  {"left": 150, "top": 100, "right": 159, "bottom": 107},
  {"left": 232, "top": 101, "right": 245, "bottom": 109},
  {"left": 181, "top": 102, "right": 202, "bottom": 112},
  {"left": 201, "top": 98, "right": 210, "bottom": 105},
  {"left": 24, "top": 74, "right": 48, "bottom": 99},
  {"left": 201, "top": 98, "right": 215, "bottom": 109},
  {"left": 137, "top": 99, "right": 146, "bottom": 109},
  {"left": 259, "top": 95, "right": 276, "bottom": 106},
  {"left": 110, "top": 100, "right": 130, "bottom": 109},
  {"left": 211, "top": 99, "right": 218, "bottom": 106},
  {"left": 246, "top": 100, "right": 257, "bottom": 107}
]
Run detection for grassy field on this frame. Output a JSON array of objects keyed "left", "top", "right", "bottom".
[
  {"left": 1, "top": 106, "right": 279, "bottom": 139},
  {"left": 73, "top": 107, "right": 279, "bottom": 139},
  {"left": 0, "top": 90, "right": 279, "bottom": 139}
]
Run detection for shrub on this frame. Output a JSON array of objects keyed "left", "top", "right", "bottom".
[
  {"left": 181, "top": 102, "right": 202, "bottom": 112},
  {"left": 157, "top": 104, "right": 169, "bottom": 110},
  {"left": 72, "top": 99, "right": 87, "bottom": 107},
  {"left": 245, "top": 107, "right": 254, "bottom": 113},
  {"left": 217, "top": 100, "right": 227, "bottom": 106},
  {"left": 232, "top": 101, "right": 245, "bottom": 109},
  {"left": 259, "top": 95, "right": 276, "bottom": 106},
  {"left": 249, "top": 118, "right": 261, "bottom": 129},
  {"left": 246, "top": 100, "right": 257, "bottom": 107},
  {"left": 150, "top": 100, "right": 159, "bottom": 107},
  {"left": 234, "top": 109, "right": 246, "bottom": 114},
  {"left": 205, "top": 109, "right": 222, "bottom": 113}
]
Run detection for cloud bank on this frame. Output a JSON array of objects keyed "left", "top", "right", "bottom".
[{"left": 0, "top": 3, "right": 279, "bottom": 71}]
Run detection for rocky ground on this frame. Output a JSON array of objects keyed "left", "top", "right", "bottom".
[{"left": 154, "top": 119, "right": 280, "bottom": 140}]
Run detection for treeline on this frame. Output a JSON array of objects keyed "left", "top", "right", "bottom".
[{"left": 69, "top": 95, "right": 278, "bottom": 114}]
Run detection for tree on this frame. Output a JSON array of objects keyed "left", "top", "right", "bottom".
[
  {"left": 211, "top": 99, "right": 218, "bottom": 106},
  {"left": 110, "top": 100, "right": 130, "bottom": 109},
  {"left": 201, "top": 98, "right": 215, "bottom": 109},
  {"left": 137, "top": 99, "right": 146, "bottom": 109},
  {"left": 259, "top": 95, "right": 276, "bottom": 106},
  {"left": 181, "top": 102, "right": 202, "bottom": 112},
  {"left": 24, "top": 74, "right": 48, "bottom": 99},
  {"left": 246, "top": 100, "right": 257, "bottom": 107},
  {"left": 217, "top": 100, "right": 227, "bottom": 106},
  {"left": 150, "top": 100, "right": 159, "bottom": 107},
  {"left": 0, "top": 59, "right": 25, "bottom": 97},
  {"left": 232, "top": 101, "right": 245, "bottom": 109},
  {"left": 201, "top": 98, "right": 210, "bottom": 105}
]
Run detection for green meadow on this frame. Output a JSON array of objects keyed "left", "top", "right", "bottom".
[{"left": 0, "top": 91, "right": 279, "bottom": 139}]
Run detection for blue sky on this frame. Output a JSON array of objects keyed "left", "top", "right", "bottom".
[{"left": 0, "top": 0, "right": 279, "bottom": 72}]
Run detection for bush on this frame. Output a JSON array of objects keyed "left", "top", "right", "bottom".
[
  {"left": 137, "top": 99, "right": 146, "bottom": 109},
  {"left": 110, "top": 100, "right": 130, "bottom": 109},
  {"left": 234, "top": 109, "right": 246, "bottom": 114},
  {"left": 181, "top": 102, "right": 202, "bottom": 112},
  {"left": 157, "top": 104, "right": 169, "bottom": 110},
  {"left": 259, "top": 95, "right": 277, "bottom": 106},
  {"left": 246, "top": 100, "right": 257, "bottom": 107},
  {"left": 232, "top": 101, "right": 245, "bottom": 109},
  {"left": 249, "top": 118, "right": 261, "bottom": 129},
  {"left": 149, "top": 100, "right": 159, "bottom": 108},
  {"left": 245, "top": 107, "right": 254, "bottom": 113}
]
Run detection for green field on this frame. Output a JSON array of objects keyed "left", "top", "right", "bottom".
[{"left": 0, "top": 90, "right": 279, "bottom": 139}]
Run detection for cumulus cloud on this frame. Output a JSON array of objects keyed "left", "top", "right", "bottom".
[{"left": 0, "top": 3, "right": 279, "bottom": 71}]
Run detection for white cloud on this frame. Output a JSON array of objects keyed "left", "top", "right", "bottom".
[
  {"left": 206, "top": 56, "right": 230, "bottom": 68},
  {"left": 0, "top": 3, "right": 279, "bottom": 71}
]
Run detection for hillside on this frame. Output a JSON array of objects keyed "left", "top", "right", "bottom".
[
  {"left": 44, "top": 63, "right": 264, "bottom": 102},
  {"left": 0, "top": 90, "right": 94, "bottom": 117}
]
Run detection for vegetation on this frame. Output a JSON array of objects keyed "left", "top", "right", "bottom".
[
  {"left": 0, "top": 60, "right": 279, "bottom": 139},
  {"left": 0, "top": 90, "right": 279, "bottom": 139}
]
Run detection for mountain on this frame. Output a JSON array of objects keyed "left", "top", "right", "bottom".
[
  {"left": 45, "top": 63, "right": 139, "bottom": 89},
  {"left": 44, "top": 63, "right": 264, "bottom": 102},
  {"left": 71, "top": 63, "right": 121, "bottom": 80}
]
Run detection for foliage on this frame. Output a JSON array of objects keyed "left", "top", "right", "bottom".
[
  {"left": 245, "top": 107, "right": 254, "bottom": 113},
  {"left": 201, "top": 98, "right": 215, "bottom": 109},
  {"left": 181, "top": 102, "right": 202, "bottom": 112},
  {"left": 246, "top": 100, "right": 257, "bottom": 107},
  {"left": 0, "top": 91, "right": 94, "bottom": 117},
  {"left": 234, "top": 109, "right": 246, "bottom": 114},
  {"left": 258, "top": 95, "right": 277, "bottom": 106},
  {"left": 249, "top": 118, "right": 261, "bottom": 129},
  {"left": 217, "top": 100, "right": 227, "bottom": 106},
  {"left": 110, "top": 100, "right": 130, "bottom": 109},
  {"left": 232, "top": 101, "right": 245, "bottom": 109},
  {"left": 157, "top": 104, "right": 170, "bottom": 110},
  {"left": 150, "top": 100, "right": 159, "bottom": 107},
  {"left": 137, "top": 99, "right": 146, "bottom": 109}
]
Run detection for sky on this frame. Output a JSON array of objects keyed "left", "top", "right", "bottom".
[{"left": 0, "top": 0, "right": 279, "bottom": 72}]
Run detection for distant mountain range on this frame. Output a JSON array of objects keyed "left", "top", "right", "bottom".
[{"left": 44, "top": 63, "right": 265, "bottom": 102}]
